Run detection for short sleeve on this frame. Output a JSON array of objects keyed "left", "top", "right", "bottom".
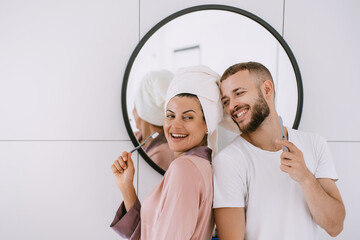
[
  {"left": 213, "top": 148, "right": 247, "bottom": 208},
  {"left": 313, "top": 135, "right": 338, "bottom": 180}
]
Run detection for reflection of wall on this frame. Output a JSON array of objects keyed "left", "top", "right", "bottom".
[
  {"left": 0, "top": 1, "right": 359, "bottom": 240},
  {"left": 128, "top": 10, "right": 297, "bottom": 144},
  {"left": 173, "top": 45, "right": 201, "bottom": 70}
]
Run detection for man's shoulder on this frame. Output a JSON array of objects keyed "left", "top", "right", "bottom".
[
  {"left": 213, "top": 136, "right": 248, "bottom": 164},
  {"left": 218, "top": 135, "right": 245, "bottom": 152}
]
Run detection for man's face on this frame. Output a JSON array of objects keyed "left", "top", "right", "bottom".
[{"left": 220, "top": 70, "right": 270, "bottom": 133}]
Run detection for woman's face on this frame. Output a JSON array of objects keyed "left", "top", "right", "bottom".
[{"left": 164, "top": 96, "right": 207, "bottom": 153}]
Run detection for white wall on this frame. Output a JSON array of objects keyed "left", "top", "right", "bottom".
[
  {"left": 0, "top": 0, "right": 359, "bottom": 239},
  {"left": 284, "top": 1, "right": 360, "bottom": 238},
  {"left": 0, "top": 0, "right": 138, "bottom": 239}
]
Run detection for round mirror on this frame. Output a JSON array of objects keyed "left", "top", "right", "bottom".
[{"left": 122, "top": 5, "right": 303, "bottom": 175}]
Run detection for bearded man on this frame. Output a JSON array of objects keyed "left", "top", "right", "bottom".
[{"left": 213, "top": 62, "right": 345, "bottom": 240}]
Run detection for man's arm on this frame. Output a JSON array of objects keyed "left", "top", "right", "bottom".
[
  {"left": 301, "top": 177, "right": 345, "bottom": 236},
  {"left": 278, "top": 139, "right": 345, "bottom": 237},
  {"left": 214, "top": 207, "right": 245, "bottom": 240}
]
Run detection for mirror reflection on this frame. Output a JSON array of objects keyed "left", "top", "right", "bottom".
[
  {"left": 125, "top": 9, "right": 300, "bottom": 172},
  {"left": 132, "top": 70, "right": 174, "bottom": 170}
]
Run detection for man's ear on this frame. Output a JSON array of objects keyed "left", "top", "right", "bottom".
[{"left": 262, "top": 80, "right": 274, "bottom": 99}]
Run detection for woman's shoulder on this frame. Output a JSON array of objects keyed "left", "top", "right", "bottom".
[
  {"left": 166, "top": 155, "right": 211, "bottom": 183},
  {"left": 168, "top": 155, "right": 207, "bottom": 177},
  {"left": 168, "top": 155, "right": 198, "bottom": 172}
]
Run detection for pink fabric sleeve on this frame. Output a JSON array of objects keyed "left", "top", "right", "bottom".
[
  {"left": 110, "top": 198, "right": 141, "bottom": 240},
  {"left": 151, "top": 158, "right": 202, "bottom": 239}
]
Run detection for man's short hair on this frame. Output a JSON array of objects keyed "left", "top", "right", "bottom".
[{"left": 220, "top": 62, "right": 275, "bottom": 96}]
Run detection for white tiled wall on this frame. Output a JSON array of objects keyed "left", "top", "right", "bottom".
[
  {"left": 284, "top": 0, "right": 360, "bottom": 141},
  {"left": 0, "top": 0, "right": 359, "bottom": 239},
  {"left": 139, "top": 0, "right": 284, "bottom": 38},
  {"left": 0, "top": 0, "right": 138, "bottom": 140},
  {"left": 137, "top": 155, "right": 163, "bottom": 202},
  {"left": 0, "top": 0, "right": 139, "bottom": 239},
  {"left": 318, "top": 142, "right": 360, "bottom": 239},
  {"left": 0, "top": 141, "right": 135, "bottom": 240},
  {"left": 283, "top": 1, "right": 360, "bottom": 237}
]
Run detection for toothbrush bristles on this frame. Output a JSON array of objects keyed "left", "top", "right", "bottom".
[{"left": 151, "top": 132, "right": 159, "bottom": 138}]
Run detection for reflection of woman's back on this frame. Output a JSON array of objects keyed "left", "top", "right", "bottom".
[{"left": 133, "top": 70, "right": 174, "bottom": 170}]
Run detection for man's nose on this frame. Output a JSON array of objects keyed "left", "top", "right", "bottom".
[{"left": 229, "top": 100, "right": 238, "bottom": 114}]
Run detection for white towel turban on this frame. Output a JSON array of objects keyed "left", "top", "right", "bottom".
[
  {"left": 165, "top": 65, "right": 223, "bottom": 155},
  {"left": 219, "top": 113, "right": 241, "bottom": 134},
  {"left": 134, "top": 70, "right": 173, "bottom": 126}
]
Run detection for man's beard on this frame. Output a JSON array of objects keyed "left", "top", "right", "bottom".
[{"left": 235, "top": 93, "right": 270, "bottom": 134}]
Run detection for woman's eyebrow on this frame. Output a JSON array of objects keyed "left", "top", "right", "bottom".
[
  {"left": 183, "top": 110, "right": 196, "bottom": 114},
  {"left": 166, "top": 109, "right": 174, "bottom": 113}
]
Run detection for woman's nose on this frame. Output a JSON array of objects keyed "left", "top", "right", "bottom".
[{"left": 171, "top": 117, "right": 183, "bottom": 129}]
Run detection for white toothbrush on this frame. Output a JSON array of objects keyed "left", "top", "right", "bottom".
[
  {"left": 278, "top": 116, "right": 289, "bottom": 152},
  {"left": 130, "top": 132, "right": 159, "bottom": 153}
]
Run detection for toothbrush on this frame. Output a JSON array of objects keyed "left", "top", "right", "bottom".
[
  {"left": 130, "top": 132, "right": 159, "bottom": 153},
  {"left": 278, "top": 116, "right": 289, "bottom": 152}
]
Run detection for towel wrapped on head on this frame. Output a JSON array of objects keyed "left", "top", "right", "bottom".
[
  {"left": 165, "top": 65, "right": 223, "bottom": 155},
  {"left": 134, "top": 70, "right": 173, "bottom": 126},
  {"left": 219, "top": 113, "right": 241, "bottom": 134}
]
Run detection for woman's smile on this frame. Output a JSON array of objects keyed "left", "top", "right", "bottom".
[{"left": 164, "top": 95, "right": 207, "bottom": 154}]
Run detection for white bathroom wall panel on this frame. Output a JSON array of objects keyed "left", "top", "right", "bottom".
[
  {"left": 137, "top": 155, "right": 164, "bottom": 202},
  {"left": 140, "top": 0, "right": 285, "bottom": 39},
  {"left": 318, "top": 142, "right": 360, "bottom": 239},
  {"left": 0, "top": 0, "right": 138, "bottom": 140},
  {"left": 284, "top": 0, "right": 360, "bottom": 141},
  {"left": 0, "top": 141, "right": 135, "bottom": 240}
]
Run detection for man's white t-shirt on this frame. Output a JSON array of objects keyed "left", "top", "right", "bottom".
[{"left": 213, "top": 128, "right": 338, "bottom": 240}]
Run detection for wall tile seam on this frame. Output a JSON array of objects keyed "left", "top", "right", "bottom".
[
  {"left": 138, "top": 0, "right": 141, "bottom": 42},
  {"left": 282, "top": 0, "right": 286, "bottom": 37}
]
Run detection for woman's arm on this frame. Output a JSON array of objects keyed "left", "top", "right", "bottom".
[
  {"left": 110, "top": 198, "right": 141, "bottom": 239},
  {"left": 110, "top": 152, "right": 141, "bottom": 239},
  {"left": 111, "top": 151, "right": 137, "bottom": 210}
]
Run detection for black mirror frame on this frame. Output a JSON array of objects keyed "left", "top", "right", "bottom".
[{"left": 121, "top": 4, "right": 303, "bottom": 176}]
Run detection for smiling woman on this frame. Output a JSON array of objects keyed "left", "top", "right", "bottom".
[
  {"left": 122, "top": 4, "right": 303, "bottom": 174},
  {"left": 111, "top": 65, "right": 223, "bottom": 239},
  {"left": 164, "top": 94, "right": 208, "bottom": 158}
]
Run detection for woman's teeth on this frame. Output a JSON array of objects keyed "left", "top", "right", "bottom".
[{"left": 171, "top": 133, "right": 187, "bottom": 138}]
